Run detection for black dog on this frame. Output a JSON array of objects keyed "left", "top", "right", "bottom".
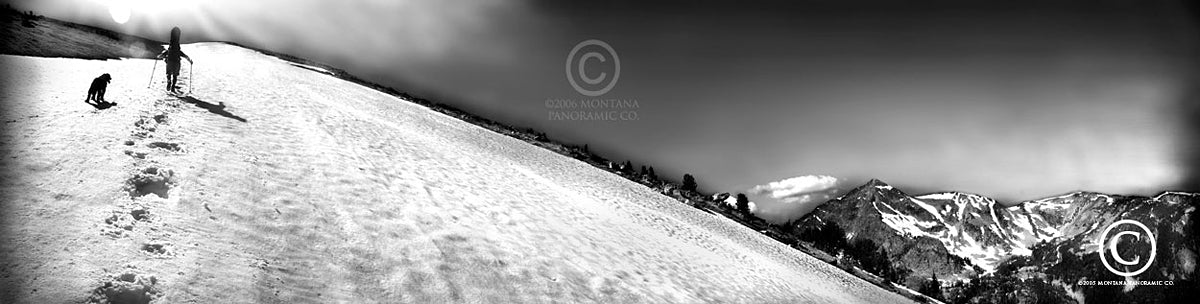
[{"left": 87, "top": 73, "right": 112, "bottom": 103}]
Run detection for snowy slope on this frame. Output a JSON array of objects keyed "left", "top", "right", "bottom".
[{"left": 0, "top": 43, "right": 912, "bottom": 303}]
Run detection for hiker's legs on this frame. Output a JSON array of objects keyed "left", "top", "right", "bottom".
[{"left": 166, "top": 61, "right": 181, "bottom": 92}]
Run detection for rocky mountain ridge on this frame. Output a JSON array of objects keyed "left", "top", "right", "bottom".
[{"left": 795, "top": 179, "right": 1198, "bottom": 302}]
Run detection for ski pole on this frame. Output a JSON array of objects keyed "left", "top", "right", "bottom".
[
  {"left": 147, "top": 58, "right": 158, "bottom": 88},
  {"left": 187, "top": 61, "right": 194, "bottom": 95}
]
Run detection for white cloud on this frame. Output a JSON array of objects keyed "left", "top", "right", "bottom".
[
  {"left": 744, "top": 175, "right": 842, "bottom": 224},
  {"left": 721, "top": 194, "right": 758, "bottom": 213}
]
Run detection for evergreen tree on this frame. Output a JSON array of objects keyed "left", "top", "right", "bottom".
[
  {"left": 736, "top": 193, "right": 751, "bottom": 214},
  {"left": 918, "top": 273, "right": 944, "bottom": 301},
  {"left": 681, "top": 174, "right": 698, "bottom": 192},
  {"left": 849, "top": 239, "right": 908, "bottom": 283},
  {"left": 800, "top": 220, "right": 848, "bottom": 255},
  {"left": 647, "top": 167, "right": 657, "bottom": 180}
]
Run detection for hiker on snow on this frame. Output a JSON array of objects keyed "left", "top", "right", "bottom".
[{"left": 157, "top": 27, "right": 192, "bottom": 94}]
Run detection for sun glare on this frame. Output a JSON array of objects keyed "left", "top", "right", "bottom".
[
  {"left": 108, "top": 3, "right": 130, "bottom": 24},
  {"left": 100, "top": 0, "right": 202, "bottom": 25}
]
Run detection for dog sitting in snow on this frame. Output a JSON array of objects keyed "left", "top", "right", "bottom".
[{"left": 86, "top": 73, "right": 112, "bottom": 103}]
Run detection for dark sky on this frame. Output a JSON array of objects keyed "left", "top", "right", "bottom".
[{"left": 12, "top": 0, "right": 1199, "bottom": 202}]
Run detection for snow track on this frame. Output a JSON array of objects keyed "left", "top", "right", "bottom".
[{"left": 0, "top": 43, "right": 911, "bottom": 303}]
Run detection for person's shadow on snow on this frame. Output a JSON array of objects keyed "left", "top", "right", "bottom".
[
  {"left": 85, "top": 99, "right": 116, "bottom": 110},
  {"left": 177, "top": 96, "right": 248, "bottom": 123}
]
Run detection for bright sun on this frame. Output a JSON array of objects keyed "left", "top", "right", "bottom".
[
  {"left": 102, "top": 0, "right": 200, "bottom": 25},
  {"left": 108, "top": 3, "right": 130, "bottom": 24}
]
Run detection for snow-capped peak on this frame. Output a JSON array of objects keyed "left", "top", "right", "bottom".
[{"left": 811, "top": 181, "right": 1134, "bottom": 273}]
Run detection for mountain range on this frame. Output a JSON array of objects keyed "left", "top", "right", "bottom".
[{"left": 794, "top": 179, "right": 1198, "bottom": 302}]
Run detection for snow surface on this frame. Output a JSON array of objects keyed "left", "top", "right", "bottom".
[{"left": 0, "top": 43, "right": 912, "bottom": 303}]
